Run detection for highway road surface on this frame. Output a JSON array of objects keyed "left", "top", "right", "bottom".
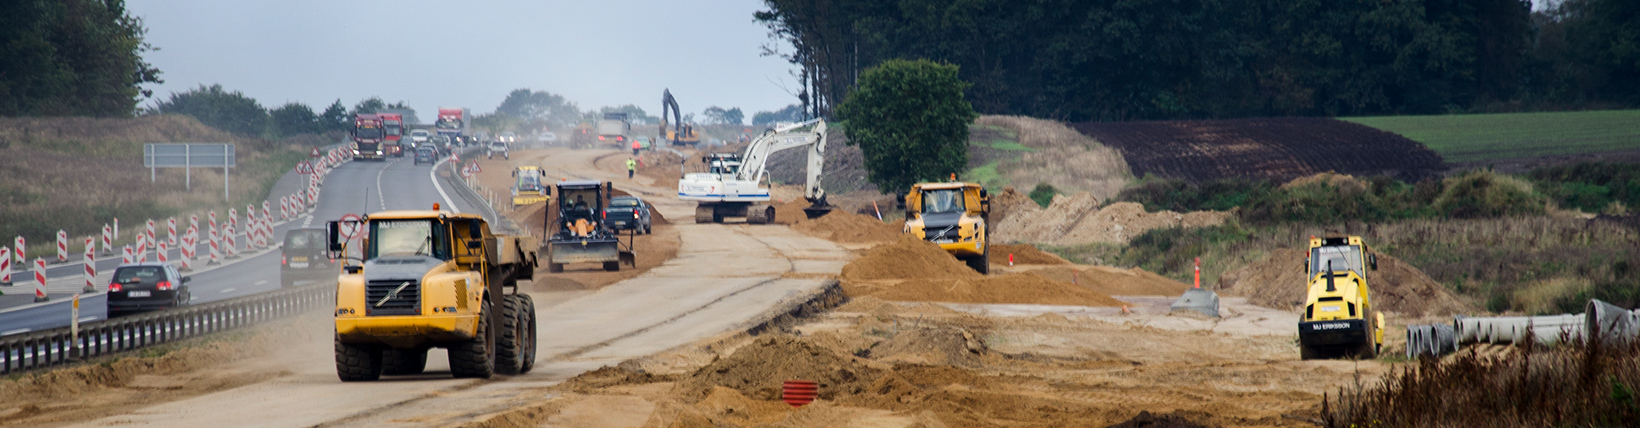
[{"left": 68, "top": 148, "right": 851, "bottom": 427}]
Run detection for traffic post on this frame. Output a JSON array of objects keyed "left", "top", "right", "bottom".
[
  {"left": 168, "top": 217, "right": 178, "bottom": 247},
  {"left": 14, "top": 236, "right": 24, "bottom": 265},
  {"left": 0, "top": 247, "right": 10, "bottom": 286},
  {"left": 208, "top": 224, "right": 221, "bottom": 265},
  {"left": 225, "top": 209, "right": 238, "bottom": 259},
  {"left": 33, "top": 258, "right": 46, "bottom": 302},
  {"left": 135, "top": 232, "right": 148, "bottom": 264},
  {"left": 179, "top": 228, "right": 195, "bottom": 271},
  {"left": 83, "top": 237, "right": 96, "bottom": 293},
  {"left": 102, "top": 224, "right": 113, "bottom": 255},
  {"left": 145, "top": 219, "right": 155, "bottom": 252},
  {"left": 113, "top": 217, "right": 119, "bottom": 240},
  {"left": 56, "top": 230, "right": 67, "bottom": 263},
  {"left": 122, "top": 245, "right": 133, "bottom": 264},
  {"left": 157, "top": 241, "right": 168, "bottom": 264},
  {"left": 262, "top": 201, "right": 272, "bottom": 245}
]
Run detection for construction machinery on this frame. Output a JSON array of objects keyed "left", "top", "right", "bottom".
[
  {"left": 510, "top": 166, "right": 548, "bottom": 207},
  {"left": 677, "top": 119, "right": 834, "bottom": 224},
  {"left": 544, "top": 180, "right": 635, "bottom": 272},
  {"left": 596, "top": 113, "right": 630, "bottom": 147},
  {"left": 327, "top": 204, "right": 540, "bottom": 381},
  {"left": 900, "top": 181, "right": 991, "bottom": 274},
  {"left": 1298, "top": 235, "right": 1385, "bottom": 360},
  {"left": 659, "top": 89, "right": 700, "bottom": 147}
]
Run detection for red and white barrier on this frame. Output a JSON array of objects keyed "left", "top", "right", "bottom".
[
  {"left": 208, "top": 224, "right": 221, "bottom": 265},
  {"left": 145, "top": 219, "right": 155, "bottom": 251},
  {"left": 56, "top": 230, "right": 67, "bottom": 263},
  {"left": 14, "top": 236, "right": 24, "bottom": 265},
  {"left": 0, "top": 247, "right": 11, "bottom": 285},
  {"left": 33, "top": 258, "right": 46, "bottom": 302},
  {"left": 247, "top": 204, "right": 259, "bottom": 249},
  {"left": 136, "top": 234, "right": 148, "bottom": 264},
  {"left": 83, "top": 237, "right": 96, "bottom": 293},
  {"left": 262, "top": 201, "right": 273, "bottom": 247},
  {"left": 225, "top": 209, "right": 238, "bottom": 259},
  {"left": 157, "top": 241, "right": 168, "bottom": 264},
  {"left": 122, "top": 245, "right": 133, "bottom": 264},
  {"left": 280, "top": 196, "right": 290, "bottom": 220},
  {"left": 102, "top": 223, "right": 113, "bottom": 255},
  {"left": 179, "top": 227, "right": 195, "bottom": 271},
  {"left": 168, "top": 217, "right": 177, "bottom": 247},
  {"left": 113, "top": 217, "right": 119, "bottom": 240}
]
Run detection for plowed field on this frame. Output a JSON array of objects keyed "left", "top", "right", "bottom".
[{"left": 1072, "top": 117, "right": 1444, "bottom": 183}]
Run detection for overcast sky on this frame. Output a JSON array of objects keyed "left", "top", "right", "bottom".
[{"left": 127, "top": 0, "right": 798, "bottom": 123}]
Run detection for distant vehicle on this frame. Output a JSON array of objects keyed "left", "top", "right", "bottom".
[
  {"left": 432, "top": 135, "right": 453, "bottom": 156},
  {"left": 633, "top": 136, "right": 652, "bottom": 150},
  {"left": 107, "top": 263, "right": 192, "bottom": 315},
  {"left": 488, "top": 141, "right": 510, "bottom": 159},
  {"left": 605, "top": 195, "right": 652, "bottom": 234},
  {"left": 413, "top": 146, "right": 438, "bottom": 165},
  {"left": 537, "top": 132, "right": 558, "bottom": 143},
  {"left": 353, "top": 114, "right": 386, "bottom": 161},
  {"left": 435, "top": 107, "right": 472, "bottom": 145},
  {"left": 379, "top": 113, "right": 405, "bottom": 158},
  {"left": 596, "top": 113, "right": 630, "bottom": 146},
  {"left": 499, "top": 132, "right": 518, "bottom": 143},
  {"left": 410, "top": 129, "right": 431, "bottom": 146},
  {"left": 280, "top": 228, "right": 333, "bottom": 288}
]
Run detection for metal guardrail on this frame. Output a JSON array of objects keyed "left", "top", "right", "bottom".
[{"left": 0, "top": 282, "right": 333, "bottom": 374}]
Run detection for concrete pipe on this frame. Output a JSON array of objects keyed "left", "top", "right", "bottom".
[
  {"left": 1455, "top": 316, "right": 1483, "bottom": 345},
  {"left": 1431, "top": 323, "right": 1457, "bottom": 355},
  {"left": 1587, "top": 299, "right": 1638, "bottom": 346},
  {"left": 1406, "top": 325, "right": 1432, "bottom": 358}
]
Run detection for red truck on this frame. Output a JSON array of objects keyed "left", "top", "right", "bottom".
[
  {"left": 353, "top": 114, "right": 386, "bottom": 161},
  {"left": 379, "top": 113, "right": 405, "bottom": 158}
]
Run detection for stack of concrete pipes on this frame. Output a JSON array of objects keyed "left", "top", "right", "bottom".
[{"left": 1407, "top": 299, "right": 1640, "bottom": 358}]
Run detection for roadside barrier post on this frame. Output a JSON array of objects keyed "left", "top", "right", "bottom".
[
  {"left": 122, "top": 245, "right": 133, "bottom": 264},
  {"left": 208, "top": 225, "right": 221, "bottom": 265},
  {"left": 56, "top": 230, "right": 67, "bottom": 263},
  {"left": 0, "top": 247, "right": 10, "bottom": 285},
  {"left": 136, "top": 233, "right": 148, "bottom": 264},
  {"left": 113, "top": 217, "right": 119, "bottom": 240},
  {"left": 69, "top": 294, "right": 80, "bottom": 360},
  {"left": 179, "top": 230, "right": 194, "bottom": 271},
  {"left": 145, "top": 219, "right": 155, "bottom": 252},
  {"left": 226, "top": 209, "right": 238, "bottom": 259},
  {"left": 280, "top": 196, "right": 289, "bottom": 220},
  {"left": 168, "top": 217, "right": 177, "bottom": 247},
  {"left": 33, "top": 258, "right": 47, "bottom": 302},
  {"left": 246, "top": 204, "right": 257, "bottom": 249},
  {"left": 82, "top": 238, "right": 95, "bottom": 293},
  {"left": 14, "top": 236, "right": 24, "bottom": 265},
  {"left": 262, "top": 202, "right": 273, "bottom": 246},
  {"left": 102, "top": 224, "right": 113, "bottom": 255},
  {"left": 156, "top": 241, "right": 168, "bottom": 264}
]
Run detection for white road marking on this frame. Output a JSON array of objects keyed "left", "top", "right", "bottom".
[
  {"left": 78, "top": 316, "right": 98, "bottom": 322},
  {"left": 220, "top": 287, "right": 237, "bottom": 294},
  {"left": 429, "top": 152, "right": 461, "bottom": 214},
  {"left": 375, "top": 158, "right": 394, "bottom": 211},
  {"left": 254, "top": 280, "right": 267, "bottom": 285},
  {"left": 1, "top": 328, "right": 29, "bottom": 335}
]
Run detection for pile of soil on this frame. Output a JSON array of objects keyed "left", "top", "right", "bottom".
[
  {"left": 990, "top": 243, "right": 1071, "bottom": 265},
  {"left": 1219, "top": 248, "right": 1474, "bottom": 316},
  {"left": 773, "top": 200, "right": 812, "bottom": 225},
  {"left": 840, "top": 235, "right": 980, "bottom": 282},
  {"left": 556, "top": 365, "right": 678, "bottom": 393},
  {"left": 866, "top": 326, "right": 988, "bottom": 367},
  {"left": 792, "top": 212, "right": 902, "bottom": 244},
  {"left": 673, "top": 336, "right": 883, "bottom": 402},
  {"left": 1025, "top": 265, "right": 1193, "bottom": 296},
  {"left": 853, "top": 274, "right": 1128, "bottom": 307},
  {"left": 994, "top": 195, "right": 1230, "bottom": 245},
  {"left": 989, "top": 186, "right": 1035, "bottom": 226}
]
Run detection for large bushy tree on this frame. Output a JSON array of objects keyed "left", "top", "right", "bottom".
[
  {"left": 0, "top": 0, "right": 163, "bottom": 117},
  {"left": 836, "top": 59, "right": 978, "bottom": 192},
  {"left": 269, "top": 102, "right": 322, "bottom": 138},
  {"left": 151, "top": 84, "right": 268, "bottom": 136}
]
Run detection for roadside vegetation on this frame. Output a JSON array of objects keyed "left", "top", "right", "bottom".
[
  {"left": 1343, "top": 109, "right": 1640, "bottom": 163},
  {"left": 1050, "top": 166, "right": 1640, "bottom": 314}
]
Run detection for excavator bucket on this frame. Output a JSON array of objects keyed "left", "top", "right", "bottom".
[
  {"left": 802, "top": 204, "right": 835, "bottom": 219},
  {"left": 619, "top": 250, "right": 636, "bottom": 266}
]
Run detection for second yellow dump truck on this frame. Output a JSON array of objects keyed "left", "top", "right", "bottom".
[
  {"left": 901, "top": 181, "right": 991, "bottom": 274},
  {"left": 512, "top": 166, "right": 549, "bottom": 208},
  {"left": 328, "top": 205, "right": 539, "bottom": 381},
  {"left": 1299, "top": 235, "right": 1384, "bottom": 360}
]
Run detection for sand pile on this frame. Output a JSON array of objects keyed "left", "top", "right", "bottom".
[
  {"left": 556, "top": 365, "right": 678, "bottom": 393},
  {"left": 852, "top": 274, "right": 1127, "bottom": 307},
  {"left": 994, "top": 195, "right": 1230, "bottom": 245},
  {"left": 1025, "top": 265, "right": 1193, "bottom": 296},
  {"left": 866, "top": 326, "right": 988, "bottom": 367},
  {"left": 792, "top": 212, "right": 902, "bottom": 244},
  {"left": 840, "top": 235, "right": 980, "bottom": 281},
  {"left": 1219, "top": 248, "right": 1473, "bottom": 316},
  {"left": 773, "top": 200, "right": 812, "bottom": 225},
  {"left": 988, "top": 186, "right": 1034, "bottom": 225},
  {"left": 990, "top": 243, "right": 1071, "bottom": 265},
  {"left": 674, "top": 336, "right": 883, "bottom": 402}
]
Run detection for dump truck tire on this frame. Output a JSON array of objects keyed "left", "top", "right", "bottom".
[
  {"left": 603, "top": 261, "right": 620, "bottom": 271},
  {"left": 965, "top": 246, "right": 990, "bottom": 275},
  {"left": 495, "top": 295, "right": 531, "bottom": 375},
  {"left": 449, "top": 299, "right": 496, "bottom": 379},
  {"left": 335, "top": 337, "right": 383, "bottom": 382},
  {"left": 382, "top": 348, "right": 429, "bottom": 375}
]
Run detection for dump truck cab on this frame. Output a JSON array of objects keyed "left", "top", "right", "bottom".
[
  {"left": 511, "top": 166, "right": 548, "bottom": 207},
  {"left": 1298, "top": 235, "right": 1384, "bottom": 360},
  {"left": 328, "top": 206, "right": 539, "bottom": 381},
  {"left": 902, "top": 182, "right": 991, "bottom": 274}
]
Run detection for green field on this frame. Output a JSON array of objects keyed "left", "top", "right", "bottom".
[{"left": 1342, "top": 110, "right": 1640, "bottom": 164}]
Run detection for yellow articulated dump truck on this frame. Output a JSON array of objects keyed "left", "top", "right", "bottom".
[
  {"left": 1299, "top": 235, "right": 1384, "bottom": 360},
  {"left": 901, "top": 181, "right": 991, "bottom": 274},
  {"left": 327, "top": 204, "right": 540, "bottom": 381},
  {"left": 512, "top": 166, "right": 549, "bottom": 208}
]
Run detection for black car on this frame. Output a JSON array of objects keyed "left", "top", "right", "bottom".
[
  {"left": 413, "top": 146, "right": 438, "bottom": 165},
  {"left": 107, "top": 263, "right": 191, "bottom": 315},
  {"left": 280, "top": 228, "right": 335, "bottom": 287},
  {"left": 605, "top": 196, "right": 652, "bottom": 234}
]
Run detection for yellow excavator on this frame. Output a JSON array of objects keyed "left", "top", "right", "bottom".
[
  {"left": 1298, "top": 235, "right": 1384, "bottom": 360},
  {"left": 660, "top": 89, "right": 700, "bottom": 147}
]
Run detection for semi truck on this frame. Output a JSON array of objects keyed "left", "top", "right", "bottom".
[
  {"left": 436, "top": 107, "right": 471, "bottom": 145},
  {"left": 353, "top": 114, "right": 386, "bottom": 161},
  {"left": 328, "top": 204, "right": 540, "bottom": 380},
  {"left": 596, "top": 113, "right": 630, "bottom": 146},
  {"left": 379, "top": 113, "right": 405, "bottom": 158}
]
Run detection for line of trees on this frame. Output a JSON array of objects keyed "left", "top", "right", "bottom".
[
  {"left": 148, "top": 84, "right": 410, "bottom": 139},
  {"left": 0, "top": 0, "right": 163, "bottom": 117},
  {"left": 757, "top": 0, "right": 1640, "bottom": 121}
]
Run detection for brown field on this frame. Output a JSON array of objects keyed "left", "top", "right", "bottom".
[{"left": 1072, "top": 117, "right": 1445, "bottom": 183}]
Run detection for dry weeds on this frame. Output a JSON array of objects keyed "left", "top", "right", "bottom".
[{"left": 976, "top": 115, "right": 1132, "bottom": 202}]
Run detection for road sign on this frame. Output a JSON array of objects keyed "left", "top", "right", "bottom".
[
  {"left": 338, "top": 214, "right": 363, "bottom": 240},
  {"left": 143, "top": 143, "right": 236, "bottom": 200},
  {"left": 296, "top": 161, "right": 313, "bottom": 175},
  {"left": 469, "top": 161, "right": 482, "bottom": 173},
  {"left": 310, "top": 147, "right": 322, "bottom": 157}
]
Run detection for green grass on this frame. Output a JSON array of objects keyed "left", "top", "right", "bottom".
[
  {"left": 1341, "top": 109, "right": 1640, "bottom": 164},
  {"left": 980, "top": 140, "right": 1035, "bottom": 151},
  {"left": 965, "top": 161, "right": 1003, "bottom": 190}
]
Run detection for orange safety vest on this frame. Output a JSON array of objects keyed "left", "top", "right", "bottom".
[{"left": 632, "top": 140, "right": 641, "bottom": 149}]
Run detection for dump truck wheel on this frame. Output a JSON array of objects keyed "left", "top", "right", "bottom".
[
  {"left": 603, "top": 261, "right": 620, "bottom": 272},
  {"left": 519, "top": 294, "right": 537, "bottom": 373},
  {"left": 965, "top": 247, "right": 990, "bottom": 275},
  {"left": 548, "top": 262, "right": 563, "bottom": 273},
  {"left": 382, "top": 348, "right": 428, "bottom": 375},
  {"left": 335, "top": 337, "right": 383, "bottom": 382},
  {"left": 495, "top": 295, "right": 528, "bottom": 375},
  {"left": 449, "top": 300, "right": 495, "bottom": 379}
]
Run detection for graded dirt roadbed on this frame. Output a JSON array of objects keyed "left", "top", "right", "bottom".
[{"left": 68, "top": 148, "right": 851, "bottom": 427}]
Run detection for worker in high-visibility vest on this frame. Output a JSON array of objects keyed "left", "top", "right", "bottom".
[{"left": 626, "top": 158, "right": 637, "bottom": 179}]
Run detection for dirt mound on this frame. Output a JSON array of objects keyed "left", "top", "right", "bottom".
[
  {"left": 847, "top": 273, "right": 1126, "bottom": 307},
  {"left": 1025, "top": 265, "right": 1193, "bottom": 296},
  {"left": 995, "top": 195, "right": 1230, "bottom": 244},
  {"left": 867, "top": 326, "right": 987, "bottom": 367},
  {"left": 990, "top": 244, "right": 1071, "bottom": 265},
  {"left": 556, "top": 365, "right": 676, "bottom": 393},
  {"left": 840, "top": 235, "right": 980, "bottom": 281},
  {"left": 773, "top": 200, "right": 812, "bottom": 225},
  {"left": 989, "top": 186, "right": 1034, "bottom": 225},
  {"left": 792, "top": 212, "right": 902, "bottom": 244},
  {"left": 1219, "top": 248, "right": 1473, "bottom": 316},
  {"left": 1105, "top": 410, "right": 1213, "bottom": 428},
  {"left": 674, "top": 336, "right": 882, "bottom": 402}
]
